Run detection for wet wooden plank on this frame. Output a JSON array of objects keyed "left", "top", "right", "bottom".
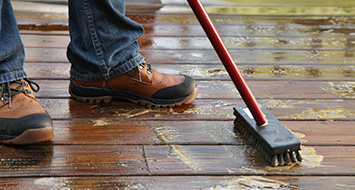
[
  {"left": 140, "top": 49, "right": 355, "bottom": 65},
  {"left": 1, "top": 176, "right": 355, "bottom": 189},
  {"left": 15, "top": 11, "right": 355, "bottom": 31},
  {"left": 51, "top": 120, "right": 239, "bottom": 145},
  {"left": 24, "top": 63, "right": 355, "bottom": 81},
  {"left": 145, "top": 145, "right": 355, "bottom": 175},
  {"left": 137, "top": 36, "right": 355, "bottom": 51},
  {"left": 36, "top": 99, "right": 355, "bottom": 121},
  {"left": 283, "top": 121, "right": 355, "bottom": 146},
  {"left": 0, "top": 145, "right": 148, "bottom": 177},
  {"left": 2, "top": 144, "right": 353, "bottom": 177},
  {"left": 21, "top": 0, "right": 355, "bottom": 7},
  {"left": 19, "top": 23, "right": 355, "bottom": 38},
  {"left": 21, "top": 34, "right": 355, "bottom": 51},
  {"left": 200, "top": 7, "right": 355, "bottom": 17},
  {"left": 19, "top": 27, "right": 355, "bottom": 52},
  {"left": 51, "top": 120, "right": 162, "bottom": 145},
  {"left": 143, "top": 24, "right": 355, "bottom": 38},
  {"left": 29, "top": 80, "right": 355, "bottom": 99},
  {"left": 24, "top": 48, "right": 355, "bottom": 64},
  {"left": 50, "top": 120, "right": 355, "bottom": 146},
  {"left": 148, "top": 14, "right": 355, "bottom": 26},
  {"left": 21, "top": 34, "right": 69, "bottom": 48},
  {"left": 24, "top": 63, "right": 70, "bottom": 80}
]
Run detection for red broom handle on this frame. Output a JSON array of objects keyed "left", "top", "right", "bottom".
[{"left": 187, "top": 0, "right": 268, "bottom": 126}]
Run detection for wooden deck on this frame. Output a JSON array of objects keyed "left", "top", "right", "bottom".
[{"left": 1, "top": 0, "right": 355, "bottom": 189}]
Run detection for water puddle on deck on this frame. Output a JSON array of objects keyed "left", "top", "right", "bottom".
[
  {"left": 152, "top": 126, "right": 176, "bottom": 144},
  {"left": 180, "top": 67, "right": 227, "bottom": 78},
  {"left": 168, "top": 145, "right": 204, "bottom": 171},
  {"left": 206, "top": 176, "right": 300, "bottom": 190},
  {"left": 33, "top": 177, "right": 147, "bottom": 190},
  {"left": 263, "top": 99, "right": 295, "bottom": 108},
  {"left": 321, "top": 82, "right": 355, "bottom": 98},
  {"left": 33, "top": 178, "right": 70, "bottom": 189},
  {"left": 205, "top": 6, "right": 355, "bottom": 16},
  {"left": 92, "top": 120, "right": 109, "bottom": 126},
  {"left": 288, "top": 107, "right": 355, "bottom": 120},
  {"left": 300, "top": 146, "right": 325, "bottom": 168},
  {"left": 181, "top": 65, "right": 355, "bottom": 79},
  {"left": 241, "top": 66, "right": 355, "bottom": 79},
  {"left": 98, "top": 107, "right": 177, "bottom": 118},
  {"left": 118, "top": 108, "right": 154, "bottom": 118},
  {"left": 152, "top": 123, "right": 238, "bottom": 144},
  {"left": 277, "top": 99, "right": 355, "bottom": 120},
  {"left": 182, "top": 100, "right": 235, "bottom": 118}
]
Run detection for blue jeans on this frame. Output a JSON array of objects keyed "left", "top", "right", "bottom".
[{"left": 0, "top": 0, "right": 145, "bottom": 83}]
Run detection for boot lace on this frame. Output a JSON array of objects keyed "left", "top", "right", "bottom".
[
  {"left": 0, "top": 78, "right": 40, "bottom": 108},
  {"left": 127, "top": 61, "right": 153, "bottom": 82}
]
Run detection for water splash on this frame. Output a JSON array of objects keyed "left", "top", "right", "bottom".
[
  {"left": 207, "top": 176, "right": 300, "bottom": 190},
  {"left": 168, "top": 145, "right": 203, "bottom": 171},
  {"left": 92, "top": 120, "right": 109, "bottom": 127},
  {"left": 321, "top": 82, "right": 355, "bottom": 98},
  {"left": 300, "top": 146, "right": 324, "bottom": 168}
]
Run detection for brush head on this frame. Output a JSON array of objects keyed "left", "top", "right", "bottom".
[{"left": 233, "top": 105, "right": 302, "bottom": 167}]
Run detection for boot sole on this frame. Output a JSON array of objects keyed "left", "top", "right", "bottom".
[
  {"left": 1, "top": 127, "right": 54, "bottom": 145},
  {"left": 70, "top": 85, "right": 199, "bottom": 108}
]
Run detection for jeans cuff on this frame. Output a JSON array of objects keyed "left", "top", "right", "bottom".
[
  {"left": 0, "top": 71, "right": 28, "bottom": 84},
  {"left": 69, "top": 54, "right": 145, "bottom": 82}
]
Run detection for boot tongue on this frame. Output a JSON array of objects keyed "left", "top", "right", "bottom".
[
  {"left": 125, "top": 63, "right": 155, "bottom": 84},
  {"left": 0, "top": 82, "right": 15, "bottom": 107}
]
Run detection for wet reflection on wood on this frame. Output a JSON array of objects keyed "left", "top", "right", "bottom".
[
  {"left": 2, "top": 0, "right": 355, "bottom": 189},
  {"left": 0, "top": 145, "right": 148, "bottom": 177}
]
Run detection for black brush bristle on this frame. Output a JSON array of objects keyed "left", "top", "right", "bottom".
[{"left": 233, "top": 106, "right": 302, "bottom": 167}]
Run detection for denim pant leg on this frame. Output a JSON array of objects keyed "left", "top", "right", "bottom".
[
  {"left": 0, "top": 0, "right": 27, "bottom": 84},
  {"left": 67, "top": 0, "right": 145, "bottom": 82}
]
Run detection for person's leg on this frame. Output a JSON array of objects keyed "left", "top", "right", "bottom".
[
  {"left": 68, "top": 0, "right": 198, "bottom": 107},
  {"left": 0, "top": 0, "right": 27, "bottom": 83},
  {"left": 67, "top": 0, "right": 145, "bottom": 81},
  {"left": 0, "top": 0, "right": 54, "bottom": 145}
]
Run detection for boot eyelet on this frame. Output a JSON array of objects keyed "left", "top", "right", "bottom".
[
  {"left": 22, "top": 82, "right": 29, "bottom": 87},
  {"left": 139, "top": 63, "right": 145, "bottom": 70},
  {"left": 25, "top": 89, "right": 31, "bottom": 94},
  {"left": 147, "top": 70, "right": 152, "bottom": 75},
  {"left": 1, "top": 96, "right": 8, "bottom": 102}
]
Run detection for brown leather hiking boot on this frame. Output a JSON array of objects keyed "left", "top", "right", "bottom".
[
  {"left": 0, "top": 79, "right": 54, "bottom": 145},
  {"left": 69, "top": 61, "right": 198, "bottom": 107}
]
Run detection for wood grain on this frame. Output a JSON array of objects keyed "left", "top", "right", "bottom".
[
  {"left": 145, "top": 145, "right": 355, "bottom": 175},
  {"left": 24, "top": 48, "right": 355, "bottom": 64},
  {"left": 49, "top": 120, "right": 355, "bottom": 146},
  {"left": 24, "top": 63, "right": 355, "bottom": 81},
  {"left": 0, "top": 145, "right": 148, "bottom": 177},
  {"left": 36, "top": 98, "right": 355, "bottom": 121}
]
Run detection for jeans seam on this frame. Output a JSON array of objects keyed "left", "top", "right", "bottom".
[
  {"left": 0, "top": 71, "right": 27, "bottom": 83},
  {"left": 82, "top": 0, "right": 107, "bottom": 78},
  {"left": 0, "top": 71, "right": 25, "bottom": 77}
]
